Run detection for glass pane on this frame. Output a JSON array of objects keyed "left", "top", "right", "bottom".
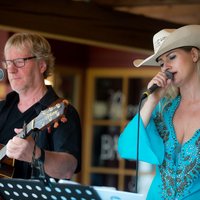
[
  {"left": 125, "top": 160, "right": 136, "bottom": 169},
  {"left": 124, "top": 175, "right": 136, "bottom": 192},
  {"left": 91, "top": 126, "right": 120, "bottom": 168},
  {"left": 127, "top": 78, "right": 150, "bottom": 120},
  {"left": 55, "top": 75, "right": 75, "bottom": 103},
  {"left": 91, "top": 173, "right": 118, "bottom": 188},
  {"left": 93, "top": 78, "right": 123, "bottom": 120}
]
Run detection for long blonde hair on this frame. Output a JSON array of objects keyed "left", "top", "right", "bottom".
[{"left": 160, "top": 46, "right": 200, "bottom": 112}]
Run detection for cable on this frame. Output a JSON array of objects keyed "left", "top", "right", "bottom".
[
  {"left": 135, "top": 95, "right": 145, "bottom": 193},
  {"left": 30, "top": 130, "right": 51, "bottom": 186},
  {"left": 31, "top": 130, "right": 40, "bottom": 179}
]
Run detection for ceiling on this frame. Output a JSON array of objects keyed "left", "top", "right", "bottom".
[
  {"left": 93, "top": 0, "right": 200, "bottom": 25},
  {"left": 0, "top": 0, "right": 198, "bottom": 52}
]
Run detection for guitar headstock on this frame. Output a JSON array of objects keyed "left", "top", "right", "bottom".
[
  {"left": 33, "top": 102, "right": 66, "bottom": 131},
  {"left": 18, "top": 100, "right": 68, "bottom": 139}
]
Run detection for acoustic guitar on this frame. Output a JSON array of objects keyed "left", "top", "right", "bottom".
[{"left": 0, "top": 101, "right": 66, "bottom": 178}]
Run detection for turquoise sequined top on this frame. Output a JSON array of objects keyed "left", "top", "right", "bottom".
[{"left": 118, "top": 96, "right": 200, "bottom": 200}]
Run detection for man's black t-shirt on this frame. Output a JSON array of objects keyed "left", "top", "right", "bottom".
[{"left": 0, "top": 86, "right": 82, "bottom": 179}]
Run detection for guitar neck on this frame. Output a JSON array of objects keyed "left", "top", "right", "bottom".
[
  {"left": 0, "top": 145, "right": 7, "bottom": 160},
  {"left": 18, "top": 121, "right": 35, "bottom": 139}
]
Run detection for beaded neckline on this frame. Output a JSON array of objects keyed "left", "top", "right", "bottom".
[
  {"left": 167, "top": 95, "right": 200, "bottom": 146},
  {"left": 156, "top": 95, "right": 200, "bottom": 199}
]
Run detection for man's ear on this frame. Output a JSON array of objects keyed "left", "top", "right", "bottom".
[{"left": 39, "top": 60, "right": 47, "bottom": 73}]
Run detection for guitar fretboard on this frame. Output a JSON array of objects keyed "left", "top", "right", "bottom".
[{"left": 0, "top": 146, "right": 6, "bottom": 160}]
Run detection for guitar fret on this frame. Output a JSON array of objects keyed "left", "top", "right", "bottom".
[{"left": 28, "top": 119, "right": 35, "bottom": 133}]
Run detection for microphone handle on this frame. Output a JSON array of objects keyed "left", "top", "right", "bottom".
[
  {"left": 141, "top": 71, "right": 173, "bottom": 100},
  {"left": 147, "top": 83, "right": 159, "bottom": 95},
  {"left": 0, "top": 69, "right": 4, "bottom": 81},
  {"left": 141, "top": 84, "right": 159, "bottom": 100}
]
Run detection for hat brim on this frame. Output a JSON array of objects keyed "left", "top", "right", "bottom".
[
  {"left": 133, "top": 54, "right": 159, "bottom": 67},
  {"left": 133, "top": 25, "right": 200, "bottom": 67}
]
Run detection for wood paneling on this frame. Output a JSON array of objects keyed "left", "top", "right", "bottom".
[{"left": 0, "top": 0, "right": 181, "bottom": 52}]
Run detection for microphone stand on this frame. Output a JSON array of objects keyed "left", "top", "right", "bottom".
[{"left": 134, "top": 96, "right": 144, "bottom": 193}]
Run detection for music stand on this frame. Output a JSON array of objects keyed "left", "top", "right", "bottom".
[{"left": 0, "top": 178, "right": 101, "bottom": 200}]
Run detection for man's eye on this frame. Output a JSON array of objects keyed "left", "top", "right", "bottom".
[{"left": 15, "top": 59, "right": 23, "bottom": 64}]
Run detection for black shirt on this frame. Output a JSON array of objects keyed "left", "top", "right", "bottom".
[{"left": 0, "top": 86, "right": 82, "bottom": 179}]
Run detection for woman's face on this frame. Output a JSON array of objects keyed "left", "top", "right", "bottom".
[{"left": 157, "top": 48, "right": 199, "bottom": 87}]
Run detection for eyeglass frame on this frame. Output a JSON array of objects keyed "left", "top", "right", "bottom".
[{"left": 1, "top": 56, "right": 37, "bottom": 69}]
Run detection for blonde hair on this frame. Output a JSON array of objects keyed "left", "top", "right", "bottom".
[
  {"left": 4, "top": 32, "right": 55, "bottom": 79},
  {"left": 160, "top": 46, "right": 200, "bottom": 112}
]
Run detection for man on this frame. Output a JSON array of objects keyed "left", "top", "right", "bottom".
[{"left": 0, "top": 32, "right": 81, "bottom": 180}]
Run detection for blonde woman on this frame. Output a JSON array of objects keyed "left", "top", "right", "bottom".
[{"left": 118, "top": 25, "right": 200, "bottom": 200}]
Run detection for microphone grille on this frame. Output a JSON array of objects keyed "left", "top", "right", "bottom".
[
  {"left": 165, "top": 71, "right": 174, "bottom": 81},
  {"left": 0, "top": 68, "right": 5, "bottom": 81}
]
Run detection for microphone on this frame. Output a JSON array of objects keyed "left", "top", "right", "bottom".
[
  {"left": 141, "top": 71, "right": 174, "bottom": 100},
  {"left": 0, "top": 68, "right": 4, "bottom": 81}
]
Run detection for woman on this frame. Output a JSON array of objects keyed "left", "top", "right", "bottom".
[{"left": 118, "top": 25, "right": 200, "bottom": 199}]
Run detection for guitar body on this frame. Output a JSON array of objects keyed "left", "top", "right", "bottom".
[{"left": 0, "top": 144, "right": 15, "bottom": 178}]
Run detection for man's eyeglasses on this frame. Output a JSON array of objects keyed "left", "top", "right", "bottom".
[{"left": 2, "top": 56, "right": 37, "bottom": 69}]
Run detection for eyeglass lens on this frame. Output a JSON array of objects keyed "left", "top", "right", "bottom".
[{"left": 2, "top": 56, "right": 36, "bottom": 69}]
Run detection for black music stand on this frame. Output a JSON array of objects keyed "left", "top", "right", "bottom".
[{"left": 0, "top": 178, "right": 101, "bottom": 200}]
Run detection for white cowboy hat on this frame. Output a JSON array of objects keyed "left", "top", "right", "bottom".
[{"left": 133, "top": 24, "right": 200, "bottom": 67}]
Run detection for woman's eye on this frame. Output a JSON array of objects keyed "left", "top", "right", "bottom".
[
  {"left": 169, "top": 54, "right": 176, "bottom": 60},
  {"left": 159, "top": 62, "right": 164, "bottom": 67}
]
